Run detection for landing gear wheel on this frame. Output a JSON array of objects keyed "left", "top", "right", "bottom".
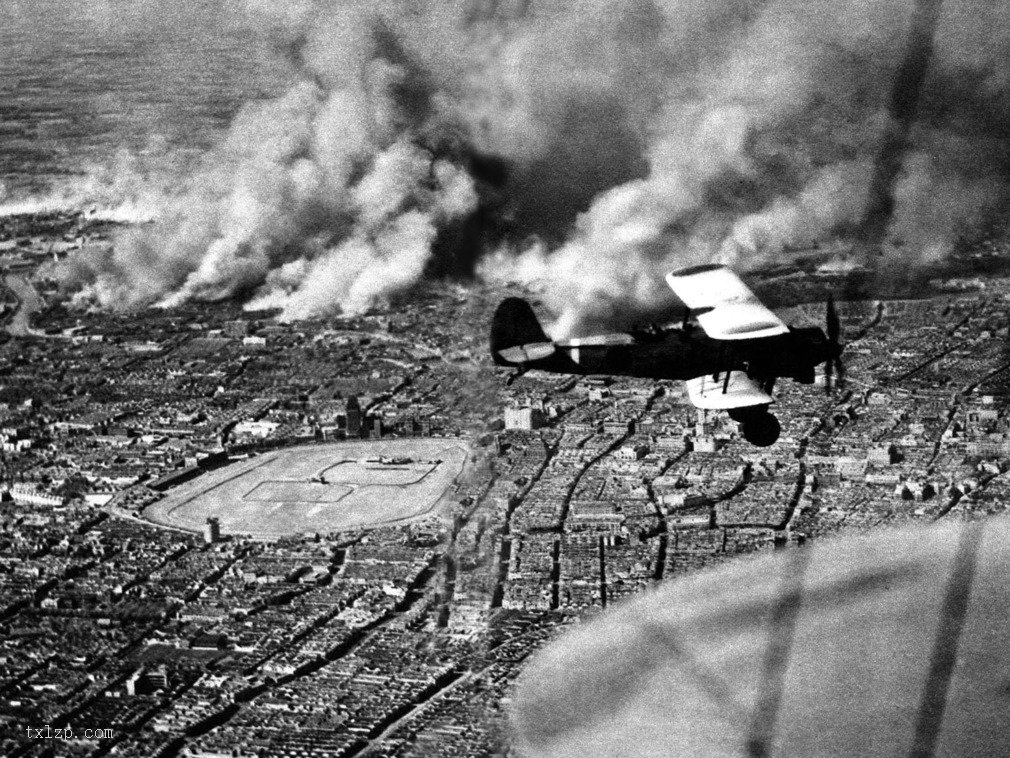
[{"left": 741, "top": 412, "right": 780, "bottom": 447}]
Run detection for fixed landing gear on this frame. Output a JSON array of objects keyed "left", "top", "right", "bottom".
[{"left": 730, "top": 407, "right": 781, "bottom": 446}]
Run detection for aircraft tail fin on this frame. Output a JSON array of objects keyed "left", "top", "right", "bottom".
[{"left": 490, "top": 298, "right": 554, "bottom": 366}]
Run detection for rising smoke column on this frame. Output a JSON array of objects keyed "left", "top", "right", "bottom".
[
  {"left": 59, "top": 0, "right": 1010, "bottom": 328},
  {"left": 859, "top": 0, "right": 945, "bottom": 251}
]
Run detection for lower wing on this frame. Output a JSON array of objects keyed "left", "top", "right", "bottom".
[{"left": 686, "top": 371, "right": 773, "bottom": 410}]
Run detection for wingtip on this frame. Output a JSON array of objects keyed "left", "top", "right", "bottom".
[{"left": 666, "top": 263, "right": 728, "bottom": 279}]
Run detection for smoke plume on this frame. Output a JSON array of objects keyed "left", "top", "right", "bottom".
[
  {"left": 52, "top": 0, "right": 1010, "bottom": 329},
  {"left": 859, "top": 0, "right": 945, "bottom": 249}
]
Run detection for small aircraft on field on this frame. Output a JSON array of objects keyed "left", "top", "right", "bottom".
[{"left": 490, "top": 264, "right": 844, "bottom": 446}]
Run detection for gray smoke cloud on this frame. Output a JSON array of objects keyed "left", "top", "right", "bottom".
[
  {"left": 485, "top": 0, "right": 1010, "bottom": 334},
  {"left": 53, "top": 0, "right": 1010, "bottom": 329}
]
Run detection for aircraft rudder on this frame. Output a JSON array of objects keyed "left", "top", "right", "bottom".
[{"left": 491, "top": 297, "right": 550, "bottom": 364}]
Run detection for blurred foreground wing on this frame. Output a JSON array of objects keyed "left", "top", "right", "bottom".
[
  {"left": 666, "top": 264, "right": 789, "bottom": 340},
  {"left": 685, "top": 371, "right": 773, "bottom": 410},
  {"left": 512, "top": 516, "right": 1010, "bottom": 758}
]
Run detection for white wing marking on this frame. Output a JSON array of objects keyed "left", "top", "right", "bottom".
[
  {"left": 496, "top": 342, "right": 556, "bottom": 363},
  {"left": 556, "top": 333, "right": 635, "bottom": 365},
  {"left": 666, "top": 265, "right": 789, "bottom": 341},
  {"left": 556, "top": 334, "right": 635, "bottom": 347}
]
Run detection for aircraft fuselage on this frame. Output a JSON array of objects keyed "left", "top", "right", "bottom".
[{"left": 519, "top": 326, "right": 830, "bottom": 385}]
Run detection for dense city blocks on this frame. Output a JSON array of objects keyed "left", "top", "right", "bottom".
[{"left": 1, "top": 212, "right": 1010, "bottom": 756}]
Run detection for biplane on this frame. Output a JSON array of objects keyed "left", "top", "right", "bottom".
[{"left": 490, "top": 264, "right": 843, "bottom": 446}]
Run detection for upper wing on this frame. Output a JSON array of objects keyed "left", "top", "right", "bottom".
[
  {"left": 685, "top": 371, "right": 773, "bottom": 410},
  {"left": 665, "top": 264, "right": 789, "bottom": 340}
]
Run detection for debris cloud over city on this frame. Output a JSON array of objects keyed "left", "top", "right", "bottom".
[{"left": 33, "top": 0, "right": 1010, "bottom": 329}]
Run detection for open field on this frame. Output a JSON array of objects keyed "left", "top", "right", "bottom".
[
  {"left": 322, "top": 459, "right": 436, "bottom": 486},
  {"left": 245, "top": 481, "right": 353, "bottom": 503},
  {"left": 143, "top": 439, "right": 470, "bottom": 538}
]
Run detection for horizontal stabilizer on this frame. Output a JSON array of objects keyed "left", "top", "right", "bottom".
[
  {"left": 496, "top": 342, "right": 557, "bottom": 364},
  {"left": 556, "top": 334, "right": 635, "bottom": 348},
  {"left": 491, "top": 298, "right": 554, "bottom": 366}
]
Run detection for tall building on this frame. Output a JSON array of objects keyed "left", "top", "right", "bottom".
[
  {"left": 504, "top": 405, "right": 544, "bottom": 430},
  {"left": 125, "top": 668, "right": 142, "bottom": 696},
  {"left": 127, "top": 665, "right": 168, "bottom": 695},
  {"left": 345, "top": 395, "right": 362, "bottom": 437},
  {"left": 144, "top": 665, "right": 169, "bottom": 693},
  {"left": 695, "top": 408, "right": 708, "bottom": 437},
  {"left": 203, "top": 517, "right": 221, "bottom": 544}
]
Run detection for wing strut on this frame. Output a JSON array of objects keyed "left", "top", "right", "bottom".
[{"left": 506, "top": 367, "right": 528, "bottom": 386}]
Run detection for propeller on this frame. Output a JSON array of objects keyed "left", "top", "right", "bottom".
[{"left": 824, "top": 295, "right": 845, "bottom": 394}]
